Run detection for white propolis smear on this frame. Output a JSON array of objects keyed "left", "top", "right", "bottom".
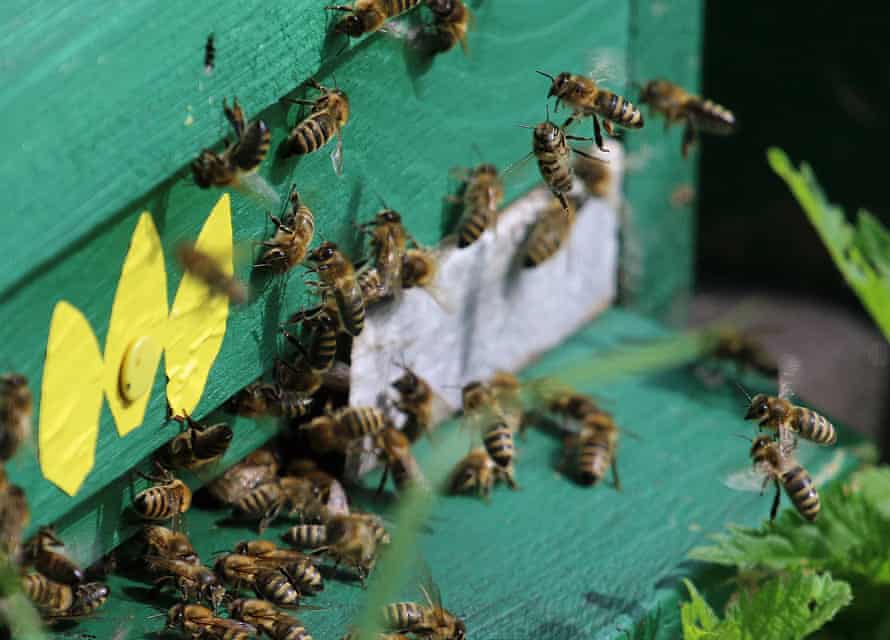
[{"left": 351, "top": 142, "right": 622, "bottom": 412}]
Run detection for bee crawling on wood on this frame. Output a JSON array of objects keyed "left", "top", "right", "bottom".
[
  {"left": 0, "top": 372, "right": 32, "bottom": 461},
  {"left": 450, "top": 163, "right": 504, "bottom": 249},
  {"left": 157, "top": 411, "right": 233, "bottom": 471},
  {"left": 382, "top": 563, "right": 465, "bottom": 639},
  {"left": 256, "top": 184, "right": 316, "bottom": 274},
  {"left": 132, "top": 464, "right": 192, "bottom": 530},
  {"left": 304, "top": 242, "right": 366, "bottom": 337},
  {"left": 284, "top": 78, "right": 350, "bottom": 176},
  {"left": 358, "top": 208, "right": 416, "bottom": 298},
  {"left": 143, "top": 524, "right": 199, "bottom": 565},
  {"left": 205, "top": 448, "right": 279, "bottom": 506},
  {"left": 424, "top": 0, "right": 473, "bottom": 55},
  {"left": 146, "top": 555, "right": 226, "bottom": 610},
  {"left": 326, "top": 0, "right": 422, "bottom": 39}
]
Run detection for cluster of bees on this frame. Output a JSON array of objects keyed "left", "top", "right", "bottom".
[{"left": 0, "top": 1, "right": 848, "bottom": 638}]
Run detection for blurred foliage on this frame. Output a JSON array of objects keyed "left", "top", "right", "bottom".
[
  {"left": 769, "top": 148, "right": 890, "bottom": 342},
  {"left": 685, "top": 467, "right": 890, "bottom": 639},
  {"left": 680, "top": 571, "right": 851, "bottom": 640},
  {"left": 0, "top": 554, "right": 47, "bottom": 640}
]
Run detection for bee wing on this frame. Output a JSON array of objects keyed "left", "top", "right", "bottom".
[
  {"left": 418, "top": 558, "right": 444, "bottom": 611},
  {"left": 235, "top": 173, "right": 281, "bottom": 209},
  {"left": 343, "top": 438, "right": 378, "bottom": 484},
  {"left": 777, "top": 354, "right": 801, "bottom": 401},
  {"left": 500, "top": 151, "right": 535, "bottom": 184},
  {"left": 331, "top": 129, "right": 344, "bottom": 177},
  {"left": 721, "top": 465, "right": 767, "bottom": 493},
  {"left": 416, "top": 281, "right": 455, "bottom": 314},
  {"left": 428, "top": 390, "right": 456, "bottom": 427}
]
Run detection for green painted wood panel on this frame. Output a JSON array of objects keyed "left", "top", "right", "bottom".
[
  {"left": 624, "top": 0, "right": 703, "bottom": 324},
  {"left": 1, "top": 1, "right": 652, "bottom": 538},
  {"left": 49, "top": 310, "right": 862, "bottom": 640}
]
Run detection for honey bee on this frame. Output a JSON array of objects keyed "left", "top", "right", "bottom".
[
  {"left": 359, "top": 209, "right": 414, "bottom": 296},
  {"left": 159, "top": 413, "right": 233, "bottom": 471},
  {"left": 321, "top": 514, "right": 383, "bottom": 583},
  {"left": 742, "top": 368, "right": 837, "bottom": 447},
  {"left": 305, "top": 242, "right": 366, "bottom": 337},
  {"left": 425, "top": 0, "right": 472, "bottom": 54},
  {"left": 374, "top": 426, "right": 425, "bottom": 494},
  {"left": 233, "top": 540, "right": 324, "bottom": 594},
  {"left": 287, "top": 462, "right": 351, "bottom": 520},
  {"left": 143, "top": 525, "right": 199, "bottom": 564},
  {"left": 547, "top": 390, "right": 603, "bottom": 423},
  {"left": 232, "top": 476, "right": 317, "bottom": 533},
  {"left": 564, "top": 412, "right": 620, "bottom": 488},
  {"left": 538, "top": 71, "right": 644, "bottom": 152},
  {"left": 21, "top": 573, "right": 73, "bottom": 616},
  {"left": 712, "top": 328, "right": 779, "bottom": 380},
  {"left": 358, "top": 266, "right": 388, "bottom": 306},
  {"left": 176, "top": 242, "right": 247, "bottom": 305},
  {"left": 638, "top": 79, "right": 736, "bottom": 158},
  {"left": 449, "top": 448, "right": 507, "bottom": 500},
  {"left": 253, "top": 567, "right": 304, "bottom": 607},
  {"left": 231, "top": 598, "right": 314, "bottom": 640},
  {"left": 489, "top": 370, "right": 523, "bottom": 435},
  {"left": 391, "top": 365, "right": 451, "bottom": 442},
  {"left": 203, "top": 33, "right": 215, "bottom": 75},
  {"left": 326, "top": 0, "right": 422, "bottom": 38},
  {"left": 749, "top": 431, "right": 820, "bottom": 522},
  {"left": 269, "top": 616, "right": 316, "bottom": 640},
  {"left": 133, "top": 466, "right": 191, "bottom": 528},
  {"left": 283, "top": 524, "right": 328, "bottom": 550},
  {"left": 166, "top": 603, "right": 257, "bottom": 640},
  {"left": 226, "top": 380, "right": 314, "bottom": 420},
  {"left": 287, "top": 307, "right": 340, "bottom": 375},
  {"left": 257, "top": 185, "right": 316, "bottom": 273},
  {"left": 400, "top": 248, "right": 453, "bottom": 311},
  {"left": 205, "top": 448, "right": 279, "bottom": 506},
  {"left": 574, "top": 152, "right": 611, "bottom": 198},
  {"left": 520, "top": 113, "right": 596, "bottom": 215},
  {"left": 453, "top": 163, "right": 504, "bottom": 249},
  {"left": 146, "top": 555, "right": 226, "bottom": 609},
  {"left": 66, "top": 582, "right": 110, "bottom": 618},
  {"left": 215, "top": 553, "right": 263, "bottom": 590},
  {"left": 481, "top": 420, "right": 517, "bottom": 488},
  {"left": 0, "top": 373, "right": 32, "bottom": 461},
  {"left": 523, "top": 196, "right": 577, "bottom": 268},
  {"left": 303, "top": 406, "right": 389, "bottom": 449},
  {"left": 191, "top": 98, "right": 272, "bottom": 189},
  {"left": 24, "top": 527, "right": 84, "bottom": 585},
  {"left": 343, "top": 632, "right": 410, "bottom": 640},
  {"left": 382, "top": 565, "right": 465, "bottom": 640},
  {"left": 284, "top": 79, "right": 350, "bottom": 175},
  {"left": 0, "top": 470, "right": 29, "bottom": 556}
]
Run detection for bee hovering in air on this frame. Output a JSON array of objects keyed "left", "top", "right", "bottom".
[
  {"left": 638, "top": 79, "right": 735, "bottom": 158},
  {"left": 374, "top": 426, "right": 426, "bottom": 494},
  {"left": 0, "top": 372, "right": 32, "bottom": 461},
  {"left": 391, "top": 364, "right": 452, "bottom": 442},
  {"left": 203, "top": 34, "right": 215, "bottom": 75},
  {"left": 0, "top": 467, "right": 29, "bottom": 556},
  {"left": 425, "top": 0, "right": 472, "bottom": 55},
  {"left": 176, "top": 242, "right": 247, "bottom": 304},
  {"left": 284, "top": 78, "right": 350, "bottom": 176},
  {"left": 712, "top": 328, "right": 779, "bottom": 380},
  {"left": 563, "top": 411, "right": 621, "bottom": 488},
  {"left": 742, "top": 362, "right": 837, "bottom": 447},
  {"left": 523, "top": 196, "right": 577, "bottom": 269},
  {"left": 537, "top": 70, "right": 644, "bottom": 152},
  {"left": 305, "top": 242, "right": 366, "bottom": 337},
  {"left": 191, "top": 98, "right": 275, "bottom": 202},
  {"left": 383, "top": 563, "right": 465, "bottom": 640},
  {"left": 256, "top": 185, "right": 316, "bottom": 274},
  {"left": 451, "top": 163, "right": 504, "bottom": 249},
  {"left": 359, "top": 209, "right": 415, "bottom": 296},
  {"left": 157, "top": 412, "right": 233, "bottom": 471},
  {"left": 326, "top": 0, "right": 422, "bottom": 39}
]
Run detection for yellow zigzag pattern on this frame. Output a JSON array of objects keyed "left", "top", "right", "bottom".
[{"left": 38, "top": 194, "right": 234, "bottom": 496}]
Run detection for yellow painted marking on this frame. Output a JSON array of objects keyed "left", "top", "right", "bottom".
[{"left": 119, "top": 335, "right": 163, "bottom": 403}]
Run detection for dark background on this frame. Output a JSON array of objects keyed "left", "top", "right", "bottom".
[{"left": 694, "top": 3, "right": 890, "bottom": 453}]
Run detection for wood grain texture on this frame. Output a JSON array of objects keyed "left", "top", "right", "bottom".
[
  {"left": 624, "top": 0, "right": 704, "bottom": 324},
  {"left": 2, "top": 1, "right": 644, "bottom": 537},
  {"left": 50, "top": 310, "right": 863, "bottom": 640}
]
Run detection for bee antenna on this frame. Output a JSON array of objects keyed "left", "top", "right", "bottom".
[
  {"left": 332, "top": 72, "right": 339, "bottom": 89},
  {"left": 734, "top": 381, "right": 753, "bottom": 403},
  {"left": 517, "top": 124, "right": 533, "bottom": 129},
  {"left": 535, "top": 70, "right": 555, "bottom": 81},
  {"left": 734, "top": 433, "right": 753, "bottom": 443}
]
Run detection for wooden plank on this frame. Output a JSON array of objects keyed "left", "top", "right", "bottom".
[
  {"left": 3, "top": 1, "right": 637, "bottom": 536},
  {"left": 624, "top": 0, "right": 704, "bottom": 324},
  {"left": 49, "top": 309, "right": 863, "bottom": 639}
]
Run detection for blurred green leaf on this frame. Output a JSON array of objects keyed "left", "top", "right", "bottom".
[
  {"left": 681, "top": 571, "right": 851, "bottom": 640},
  {"left": 768, "top": 148, "right": 890, "bottom": 342},
  {"left": 689, "top": 468, "right": 890, "bottom": 585}
]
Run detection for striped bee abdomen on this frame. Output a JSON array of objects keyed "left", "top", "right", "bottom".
[
  {"left": 457, "top": 208, "right": 493, "bottom": 248},
  {"left": 781, "top": 465, "right": 820, "bottom": 521},
  {"left": 384, "top": 602, "right": 428, "bottom": 630},
  {"left": 791, "top": 408, "right": 837, "bottom": 446},
  {"left": 384, "top": 0, "right": 421, "bottom": 18},
  {"left": 287, "top": 114, "right": 334, "bottom": 156},
  {"left": 284, "top": 524, "right": 327, "bottom": 549},
  {"left": 333, "top": 286, "right": 365, "bottom": 337},
  {"left": 135, "top": 488, "right": 175, "bottom": 520},
  {"left": 482, "top": 421, "right": 514, "bottom": 468},
  {"left": 254, "top": 569, "right": 300, "bottom": 606},
  {"left": 577, "top": 439, "right": 611, "bottom": 485},
  {"left": 687, "top": 99, "right": 735, "bottom": 134},
  {"left": 338, "top": 407, "right": 386, "bottom": 438},
  {"left": 234, "top": 482, "right": 283, "bottom": 519},
  {"left": 596, "top": 92, "right": 644, "bottom": 128}
]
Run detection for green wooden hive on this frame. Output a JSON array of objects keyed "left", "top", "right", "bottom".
[{"left": 0, "top": 1, "right": 862, "bottom": 638}]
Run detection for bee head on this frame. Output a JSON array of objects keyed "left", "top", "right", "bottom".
[
  {"left": 749, "top": 434, "right": 773, "bottom": 456},
  {"left": 166, "top": 603, "right": 186, "bottom": 629},
  {"left": 334, "top": 14, "right": 364, "bottom": 37},
  {"left": 547, "top": 72, "right": 572, "bottom": 98},
  {"left": 309, "top": 242, "right": 337, "bottom": 263},
  {"left": 473, "top": 163, "right": 498, "bottom": 177},
  {"left": 402, "top": 250, "right": 433, "bottom": 287},
  {"left": 454, "top": 619, "right": 467, "bottom": 640},
  {"left": 426, "top": 0, "right": 454, "bottom": 17},
  {"left": 533, "top": 121, "right": 560, "bottom": 144},
  {"left": 2, "top": 373, "right": 27, "bottom": 389},
  {"left": 392, "top": 368, "right": 419, "bottom": 394},
  {"left": 744, "top": 393, "right": 771, "bottom": 424},
  {"left": 377, "top": 209, "right": 401, "bottom": 224}
]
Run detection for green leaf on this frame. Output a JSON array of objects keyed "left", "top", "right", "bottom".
[
  {"left": 681, "top": 571, "right": 851, "bottom": 640},
  {"left": 688, "top": 468, "right": 890, "bottom": 585},
  {"left": 767, "top": 148, "right": 890, "bottom": 342}
]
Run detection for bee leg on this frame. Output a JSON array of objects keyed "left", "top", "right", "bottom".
[
  {"left": 769, "top": 480, "right": 781, "bottom": 522},
  {"left": 611, "top": 455, "right": 622, "bottom": 492},
  {"left": 681, "top": 119, "right": 696, "bottom": 159},
  {"left": 376, "top": 465, "right": 391, "bottom": 498},
  {"left": 592, "top": 116, "right": 607, "bottom": 152},
  {"left": 556, "top": 193, "right": 571, "bottom": 216},
  {"left": 603, "top": 120, "right": 615, "bottom": 136}
]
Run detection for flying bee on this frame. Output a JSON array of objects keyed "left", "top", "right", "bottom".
[
  {"left": 489, "top": 370, "right": 523, "bottom": 434},
  {"left": 206, "top": 448, "right": 279, "bottom": 506},
  {"left": 305, "top": 242, "right": 365, "bottom": 337},
  {"left": 537, "top": 70, "right": 644, "bottom": 152},
  {"left": 383, "top": 564, "right": 465, "bottom": 640},
  {"left": 284, "top": 79, "right": 350, "bottom": 175},
  {"left": 203, "top": 33, "right": 215, "bottom": 75},
  {"left": 449, "top": 447, "right": 512, "bottom": 500},
  {"left": 425, "top": 0, "right": 472, "bottom": 55},
  {"left": 518, "top": 112, "right": 597, "bottom": 215},
  {"left": 191, "top": 98, "right": 272, "bottom": 190},
  {"left": 283, "top": 524, "right": 328, "bottom": 550},
  {"left": 748, "top": 431, "right": 821, "bottom": 522},
  {"left": 133, "top": 465, "right": 191, "bottom": 528},
  {"left": 481, "top": 420, "right": 517, "bottom": 488},
  {"left": 176, "top": 242, "right": 247, "bottom": 304},
  {"left": 158, "top": 413, "right": 233, "bottom": 471},
  {"left": 146, "top": 555, "right": 225, "bottom": 609},
  {"left": 638, "top": 79, "right": 736, "bottom": 158},
  {"left": 712, "top": 328, "right": 779, "bottom": 380},
  {"left": 359, "top": 209, "right": 415, "bottom": 296},
  {"left": 392, "top": 365, "right": 452, "bottom": 442},
  {"left": 258, "top": 185, "right": 316, "bottom": 273},
  {"left": 564, "top": 412, "right": 620, "bottom": 488},
  {"left": 452, "top": 163, "right": 504, "bottom": 249},
  {"left": 742, "top": 364, "right": 837, "bottom": 447},
  {"left": 574, "top": 151, "right": 611, "bottom": 198},
  {"left": 0, "top": 372, "right": 32, "bottom": 461},
  {"left": 143, "top": 525, "right": 199, "bottom": 565},
  {"left": 374, "top": 426, "right": 425, "bottom": 494},
  {"left": 326, "top": 0, "right": 422, "bottom": 38},
  {"left": 24, "top": 527, "right": 84, "bottom": 585},
  {"left": 523, "top": 196, "right": 577, "bottom": 269},
  {"left": 0, "top": 472, "right": 29, "bottom": 556},
  {"left": 166, "top": 603, "right": 257, "bottom": 640},
  {"left": 21, "top": 573, "right": 73, "bottom": 617},
  {"left": 400, "top": 248, "right": 454, "bottom": 311}
]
